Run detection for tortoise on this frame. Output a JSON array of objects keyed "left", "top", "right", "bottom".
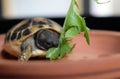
[{"left": 4, "top": 18, "right": 62, "bottom": 61}]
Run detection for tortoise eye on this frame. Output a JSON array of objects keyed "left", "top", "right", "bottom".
[{"left": 34, "top": 29, "right": 60, "bottom": 51}]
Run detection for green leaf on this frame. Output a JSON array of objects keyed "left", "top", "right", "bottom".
[
  {"left": 46, "top": 0, "right": 90, "bottom": 60},
  {"left": 65, "top": 27, "right": 80, "bottom": 39},
  {"left": 58, "top": 41, "right": 73, "bottom": 59},
  {"left": 46, "top": 48, "right": 59, "bottom": 60},
  {"left": 46, "top": 41, "right": 73, "bottom": 60},
  {"left": 81, "top": 18, "right": 90, "bottom": 44}
]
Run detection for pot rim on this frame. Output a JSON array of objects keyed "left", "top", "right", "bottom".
[{"left": 0, "top": 30, "right": 120, "bottom": 78}]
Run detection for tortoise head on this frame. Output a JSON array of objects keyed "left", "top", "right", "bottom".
[{"left": 34, "top": 29, "right": 60, "bottom": 51}]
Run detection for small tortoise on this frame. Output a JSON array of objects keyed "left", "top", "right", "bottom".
[{"left": 4, "top": 18, "right": 62, "bottom": 61}]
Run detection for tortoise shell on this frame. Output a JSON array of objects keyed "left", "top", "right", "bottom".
[{"left": 4, "top": 18, "right": 62, "bottom": 61}]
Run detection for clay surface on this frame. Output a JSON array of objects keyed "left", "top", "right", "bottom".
[{"left": 0, "top": 30, "right": 120, "bottom": 79}]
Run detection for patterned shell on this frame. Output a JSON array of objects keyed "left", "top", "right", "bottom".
[{"left": 4, "top": 18, "right": 62, "bottom": 58}]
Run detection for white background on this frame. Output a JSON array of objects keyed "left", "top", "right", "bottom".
[{"left": 2, "top": 0, "right": 71, "bottom": 19}]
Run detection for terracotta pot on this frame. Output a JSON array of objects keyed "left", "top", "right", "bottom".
[{"left": 0, "top": 30, "right": 120, "bottom": 79}]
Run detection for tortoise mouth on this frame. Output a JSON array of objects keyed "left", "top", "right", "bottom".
[{"left": 34, "top": 29, "right": 60, "bottom": 51}]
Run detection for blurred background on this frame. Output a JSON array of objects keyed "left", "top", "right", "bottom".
[{"left": 0, "top": 0, "right": 120, "bottom": 34}]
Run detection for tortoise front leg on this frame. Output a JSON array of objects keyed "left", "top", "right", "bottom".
[{"left": 18, "top": 44, "right": 32, "bottom": 62}]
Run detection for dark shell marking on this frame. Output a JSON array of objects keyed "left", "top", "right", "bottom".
[
  {"left": 17, "top": 32, "right": 22, "bottom": 40},
  {"left": 11, "top": 32, "right": 17, "bottom": 40},
  {"left": 23, "top": 29, "right": 32, "bottom": 36},
  {"left": 5, "top": 32, "right": 11, "bottom": 42},
  {"left": 10, "top": 28, "right": 32, "bottom": 41},
  {"left": 32, "top": 19, "right": 54, "bottom": 28},
  {"left": 46, "top": 19, "right": 54, "bottom": 26},
  {"left": 14, "top": 19, "right": 32, "bottom": 33},
  {"left": 32, "top": 21, "right": 46, "bottom": 26},
  {"left": 6, "top": 20, "right": 32, "bottom": 41}
]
